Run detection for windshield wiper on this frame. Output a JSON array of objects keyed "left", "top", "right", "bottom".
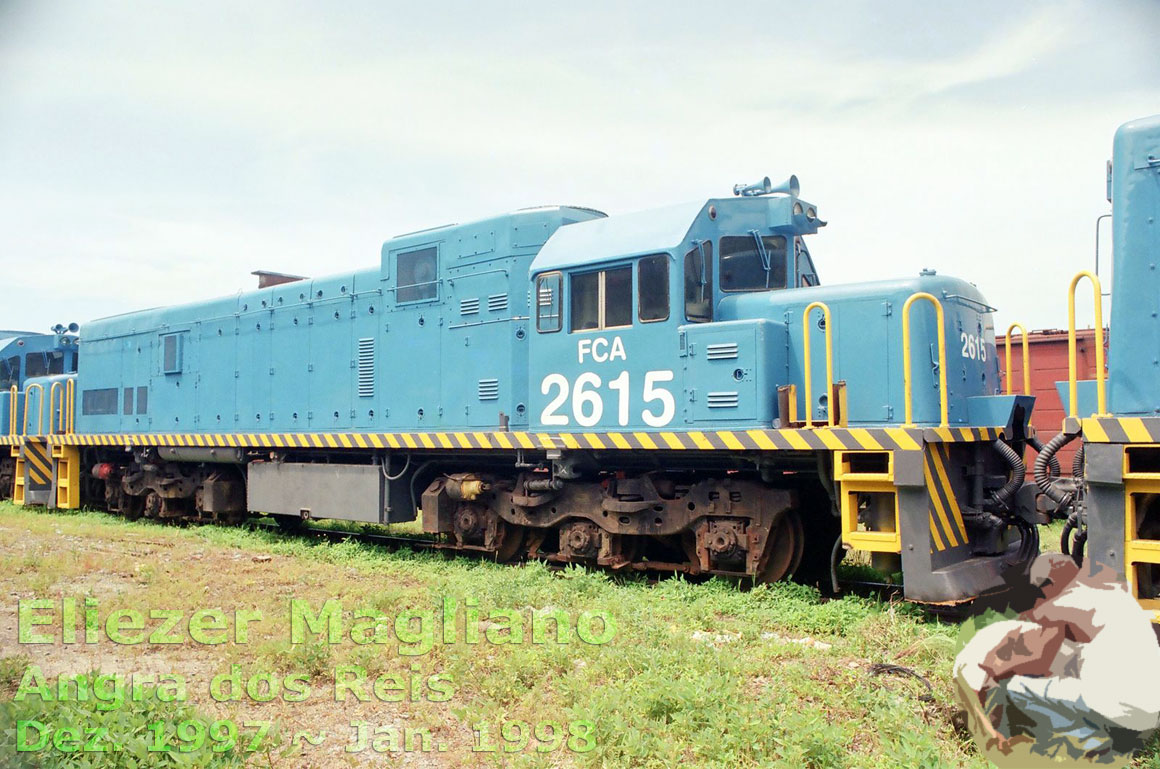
[{"left": 749, "top": 229, "right": 772, "bottom": 288}]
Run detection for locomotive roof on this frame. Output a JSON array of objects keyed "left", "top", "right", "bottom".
[
  {"left": 532, "top": 200, "right": 707, "bottom": 274},
  {"left": 530, "top": 194, "right": 821, "bottom": 274},
  {"left": 382, "top": 205, "right": 607, "bottom": 257}
]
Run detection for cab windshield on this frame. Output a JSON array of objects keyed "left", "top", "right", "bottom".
[{"left": 719, "top": 235, "right": 788, "bottom": 292}]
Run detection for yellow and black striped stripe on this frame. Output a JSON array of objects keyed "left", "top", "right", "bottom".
[
  {"left": 36, "top": 426, "right": 1003, "bottom": 453},
  {"left": 1073, "top": 416, "right": 1160, "bottom": 444},
  {"left": 924, "top": 443, "right": 969, "bottom": 551},
  {"left": 924, "top": 426, "right": 1005, "bottom": 444},
  {"left": 21, "top": 440, "right": 53, "bottom": 488}
]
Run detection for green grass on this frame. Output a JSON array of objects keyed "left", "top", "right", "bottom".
[
  {"left": 0, "top": 502, "right": 1154, "bottom": 768},
  {"left": 0, "top": 670, "right": 273, "bottom": 768}
]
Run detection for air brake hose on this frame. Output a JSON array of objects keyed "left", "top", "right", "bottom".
[
  {"left": 1071, "top": 529, "right": 1087, "bottom": 566},
  {"left": 1004, "top": 513, "right": 1038, "bottom": 567},
  {"left": 1027, "top": 436, "right": 1061, "bottom": 478},
  {"left": 830, "top": 536, "right": 842, "bottom": 595},
  {"left": 816, "top": 452, "right": 840, "bottom": 517},
  {"left": 1061, "top": 511, "right": 1078, "bottom": 556},
  {"left": 1034, "top": 432, "right": 1076, "bottom": 506},
  {"left": 1068, "top": 445, "right": 1087, "bottom": 565},
  {"left": 1019, "top": 515, "right": 1039, "bottom": 565},
  {"left": 989, "top": 439, "right": 1025, "bottom": 510}
]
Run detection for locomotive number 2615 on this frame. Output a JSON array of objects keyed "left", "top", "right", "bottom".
[{"left": 540, "top": 371, "right": 676, "bottom": 428}]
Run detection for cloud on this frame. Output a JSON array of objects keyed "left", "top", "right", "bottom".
[{"left": 0, "top": 1, "right": 1156, "bottom": 333}]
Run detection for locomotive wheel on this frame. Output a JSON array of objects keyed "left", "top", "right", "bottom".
[
  {"left": 757, "top": 509, "right": 805, "bottom": 583},
  {"left": 784, "top": 508, "right": 806, "bottom": 579},
  {"left": 121, "top": 492, "right": 145, "bottom": 521},
  {"left": 143, "top": 491, "right": 162, "bottom": 519},
  {"left": 494, "top": 520, "right": 525, "bottom": 563},
  {"left": 608, "top": 534, "right": 640, "bottom": 567}
]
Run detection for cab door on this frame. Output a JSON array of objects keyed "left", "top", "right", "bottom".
[{"left": 529, "top": 253, "right": 681, "bottom": 432}]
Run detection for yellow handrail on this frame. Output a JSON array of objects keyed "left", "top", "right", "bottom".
[
  {"left": 902, "top": 292, "right": 949, "bottom": 428},
  {"left": 7, "top": 385, "right": 15, "bottom": 436},
  {"left": 22, "top": 382, "right": 44, "bottom": 436},
  {"left": 51, "top": 379, "right": 77, "bottom": 434},
  {"left": 66, "top": 378, "right": 75, "bottom": 434},
  {"left": 802, "top": 301, "right": 834, "bottom": 428},
  {"left": 1067, "top": 271, "right": 1107, "bottom": 417},
  {"left": 49, "top": 381, "right": 63, "bottom": 434},
  {"left": 1004, "top": 323, "right": 1031, "bottom": 396}
]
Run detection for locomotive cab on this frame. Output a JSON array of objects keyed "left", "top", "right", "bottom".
[{"left": 528, "top": 181, "right": 828, "bottom": 432}]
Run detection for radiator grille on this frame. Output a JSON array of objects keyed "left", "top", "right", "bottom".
[
  {"left": 459, "top": 297, "right": 480, "bottom": 315},
  {"left": 357, "top": 338, "right": 375, "bottom": 397},
  {"left": 487, "top": 293, "right": 509, "bottom": 312},
  {"left": 478, "top": 378, "right": 500, "bottom": 401},
  {"left": 706, "top": 391, "right": 739, "bottom": 408},
  {"left": 706, "top": 342, "right": 739, "bottom": 360}
]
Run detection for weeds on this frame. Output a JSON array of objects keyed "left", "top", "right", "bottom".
[
  {"left": 0, "top": 671, "right": 272, "bottom": 768},
  {"left": 0, "top": 502, "right": 1090, "bottom": 768}
]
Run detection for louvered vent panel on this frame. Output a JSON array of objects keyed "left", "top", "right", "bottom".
[
  {"left": 357, "top": 338, "right": 375, "bottom": 397},
  {"left": 478, "top": 379, "right": 500, "bottom": 401},
  {"left": 706, "top": 342, "right": 739, "bottom": 360},
  {"left": 460, "top": 298, "right": 480, "bottom": 315},
  {"left": 706, "top": 391, "right": 740, "bottom": 408},
  {"left": 487, "top": 293, "right": 508, "bottom": 312}
]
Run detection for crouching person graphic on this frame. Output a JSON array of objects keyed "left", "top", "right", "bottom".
[{"left": 954, "top": 554, "right": 1160, "bottom": 766}]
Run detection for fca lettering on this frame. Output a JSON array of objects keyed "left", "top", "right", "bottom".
[{"left": 577, "top": 337, "right": 626, "bottom": 364}]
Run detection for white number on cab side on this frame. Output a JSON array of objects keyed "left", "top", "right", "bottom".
[
  {"left": 641, "top": 370, "right": 675, "bottom": 427},
  {"left": 538, "top": 370, "right": 676, "bottom": 428},
  {"left": 540, "top": 374, "right": 570, "bottom": 426},
  {"left": 572, "top": 373, "right": 603, "bottom": 427},
  {"left": 960, "top": 332, "right": 988, "bottom": 362}
]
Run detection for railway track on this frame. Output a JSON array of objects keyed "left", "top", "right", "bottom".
[
  {"left": 244, "top": 519, "right": 436, "bottom": 550},
  {"left": 242, "top": 517, "right": 917, "bottom": 607}
]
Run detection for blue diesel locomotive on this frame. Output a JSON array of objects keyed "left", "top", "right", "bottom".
[
  {"left": 0, "top": 327, "right": 79, "bottom": 502},
  {"left": 1043, "top": 113, "right": 1160, "bottom": 620},
  {"left": 4, "top": 175, "right": 1041, "bottom": 603}
]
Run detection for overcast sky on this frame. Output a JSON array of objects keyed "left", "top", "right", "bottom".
[{"left": 1, "top": 1, "right": 1157, "bottom": 334}]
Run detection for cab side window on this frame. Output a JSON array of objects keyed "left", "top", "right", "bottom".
[
  {"left": 536, "top": 273, "right": 562, "bottom": 333},
  {"left": 25, "top": 353, "right": 47, "bottom": 378},
  {"left": 604, "top": 267, "right": 631, "bottom": 327},
  {"left": 638, "top": 254, "right": 669, "bottom": 323},
  {"left": 397, "top": 247, "right": 438, "bottom": 303},
  {"left": 684, "top": 242, "right": 713, "bottom": 322},
  {"left": 719, "top": 235, "right": 787, "bottom": 292},
  {"left": 0, "top": 356, "right": 18, "bottom": 390},
  {"left": 795, "top": 237, "right": 820, "bottom": 287},
  {"left": 570, "top": 266, "right": 632, "bottom": 332},
  {"left": 571, "top": 272, "right": 600, "bottom": 331}
]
